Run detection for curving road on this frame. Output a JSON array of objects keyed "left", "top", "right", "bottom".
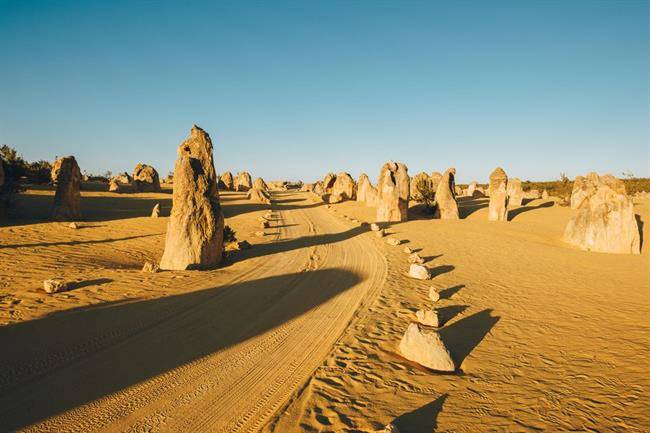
[{"left": 0, "top": 192, "right": 386, "bottom": 433}]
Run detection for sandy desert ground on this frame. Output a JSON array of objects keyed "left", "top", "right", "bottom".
[{"left": 1, "top": 186, "right": 649, "bottom": 432}]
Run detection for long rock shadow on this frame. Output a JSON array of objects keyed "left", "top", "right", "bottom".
[
  {"left": 508, "top": 200, "right": 554, "bottom": 220},
  {"left": 0, "top": 233, "right": 161, "bottom": 250},
  {"left": 0, "top": 269, "right": 361, "bottom": 432},
  {"left": 393, "top": 394, "right": 448, "bottom": 432},
  {"left": 232, "top": 225, "right": 368, "bottom": 261},
  {"left": 458, "top": 198, "right": 489, "bottom": 219},
  {"left": 439, "top": 308, "right": 500, "bottom": 368}
]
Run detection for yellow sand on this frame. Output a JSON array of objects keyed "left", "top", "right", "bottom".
[{"left": 1, "top": 187, "right": 648, "bottom": 432}]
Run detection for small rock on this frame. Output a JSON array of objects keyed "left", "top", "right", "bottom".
[
  {"left": 370, "top": 223, "right": 381, "bottom": 232},
  {"left": 68, "top": 222, "right": 79, "bottom": 229},
  {"left": 376, "top": 424, "right": 400, "bottom": 433},
  {"left": 142, "top": 261, "right": 160, "bottom": 273},
  {"left": 416, "top": 309, "right": 440, "bottom": 327},
  {"left": 429, "top": 287, "right": 440, "bottom": 302},
  {"left": 350, "top": 218, "right": 359, "bottom": 223},
  {"left": 386, "top": 238, "right": 401, "bottom": 246},
  {"left": 260, "top": 221, "right": 270, "bottom": 228},
  {"left": 43, "top": 279, "right": 68, "bottom": 294},
  {"left": 409, "top": 264, "right": 430, "bottom": 280},
  {"left": 403, "top": 246, "right": 412, "bottom": 254},
  {"left": 376, "top": 229, "right": 385, "bottom": 238},
  {"left": 398, "top": 323, "right": 455, "bottom": 371},
  {"left": 408, "top": 252, "right": 425, "bottom": 264},
  {"left": 151, "top": 203, "right": 160, "bottom": 218},
  {"left": 255, "top": 231, "right": 266, "bottom": 237}
]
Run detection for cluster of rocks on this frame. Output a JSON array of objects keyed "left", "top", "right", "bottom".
[{"left": 564, "top": 172, "right": 640, "bottom": 254}]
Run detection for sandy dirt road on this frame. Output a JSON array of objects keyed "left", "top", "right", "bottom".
[{"left": 0, "top": 191, "right": 386, "bottom": 433}]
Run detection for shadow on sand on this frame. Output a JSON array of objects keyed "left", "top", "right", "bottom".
[
  {"left": 0, "top": 269, "right": 361, "bottom": 432},
  {"left": 508, "top": 200, "right": 554, "bottom": 220},
  {"left": 457, "top": 197, "right": 489, "bottom": 219},
  {"left": 439, "top": 308, "right": 500, "bottom": 368},
  {"left": 393, "top": 394, "right": 448, "bottom": 433}
]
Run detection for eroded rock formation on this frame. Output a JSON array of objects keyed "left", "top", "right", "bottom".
[
  {"left": 52, "top": 156, "right": 82, "bottom": 221},
  {"left": 488, "top": 167, "right": 508, "bottom": 222},
  {"left": 434, "top": 168, "right": 459, "bottom": 220},
  {"left": 132, "top": 163, "right": 161, "bottom": 192},
  {"left": 376, "top": 161, "right": 409, "bottom": 222}
]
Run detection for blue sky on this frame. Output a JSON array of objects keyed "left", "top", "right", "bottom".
[{"left": 1, "top": 0, "right": 648, "bottom": 183}]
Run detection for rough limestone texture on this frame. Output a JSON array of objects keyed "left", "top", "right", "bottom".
[
  {"left": 247, "top": 188, "right": 272, "bottom": 205},
  {"left": 220, "top": 171, "right": 234, "bottom": 190},
  {"left": 507, "top": 177, "right": 524, "bottom": 206},
  {"left": 253, "top": 177, "right": 269, "bottom": 191},
  {"left": 322, "top": 173, "right": 337, "bottom": 193},
  {"left": 108, "top": 179, "right": 120, "bottom": 192},
  {"left": 386, "top": 237, "right": 401, "bottom": 246},
  {"left": 416, "top": 309, "right": 441, "bottom": 327},
  {"left": 398, "top": 323, "right": 455, "bottom": 372},
  {"left": 113, "top": 172, "right": 131, "bottom": 184},
  {"left": 434, "top": 168, "right": 459, "bottom": 220},
  {"left": 488, "top": 167, "right": 509, "bottom": 222},
  {"left": 409, "top": 264, "right": 430, "bottom": 280},
  {"left": 312, "top": 181, "right": 324, "bottom": 196},
  {"left": 51, "top": 156, "right": 82, "bottom": 221},
  {"left": 376, "top": 424, "right": 400, "bottom": 433},
  {"left": 234, "top": 172, "right": 253, "bottom": 192},
  {"left": 410, "top": 172, "right": 431, "bottom": 201},
  {"left": 563, "top": 173, "right": 640, "bottom": 254},
  {"left": 43, "top": 279, "right": 68, "bottom": 294},
  {"left": 329, "top": 172, "right": 356, "bottom": 203},
  {"left": 159, "top": 125, "right": 225, "bottom": 270},
  {"left": 142, "top": 260, "right": 160, "bottom": 273},
  {"left": 466, "top": 181, "right": 477, "bottom": 197},
  {"left": 570, "top": 173, "right": 626, "bottom": 210},
  {"left": 376, "top": 161, "right": 409, "bottom": 222},
  {"left": 430, "top": 172, "right": 443, "bottom": 193},
  {"left": 356, "top": 173, "right": 378, "bottom": 207},
  {"left": 408, "top": 252, "right": 425, "bottom": 264},
  {"left": 132, "top": 163, "right": 161, "bottom": 193},
  {"left": 151, "top": 203, "right": 160, "bottom": 218},
  {"left": 429, "top": 287, "right": 440, "bottom": 302}
]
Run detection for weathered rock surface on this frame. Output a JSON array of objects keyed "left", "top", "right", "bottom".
[
  {"left": 329, "top": 172, "right": 356, "bottom": 203},
  {"left": 386, "top": 237, "right": 400, "bottom": 246},
  {"left": 507, "top": 177, "right": 524, "bottom": 207},
  {"left": 234, "top": 172, "right": 253, "bottom": 192},
  {"left": 151, "top": 203, "right": 160, "bottom": 218},
  {"left": 398, "top": 323, "right": 455, "bottom": 371},
  {"left": 247, "top": 188, "right": 272, "bottom": 205},
  {"left": 220, "top": 171, "right": 234, "bottom": 190},
  {"left": 376, "top": 424, "right": 400, "bottom": 433},
  {"left": 416, "top": 309, "right": 441, "bottom": 327},
  {"left": 563, "top": 173, "right": 640, "bottom": 254},
  {"left": 253, "top": 177, "right": 269, "bottom": 191},
  {"left": 113, "top": 172, "right": 131, "bottom": 184},
  {"left": 43, "top": 279, "right": 68, "bottom": 294},
  {"left": 159, "top": 125, "right": 225, "bottom": 270},
  {"left": 408, "top": 252, "right": 425, "bottom": 264},
  {"left": 410, "top": 172, "right": 431, "bottom": 201},
  {"left": 430, "top": 171, "right": 443, "bottom": 192},
  {"left": 132, "top": 163, "right": 161, "bottom": 192},
  {"left": 434, "top": 168, "right": 459, "bottom": 220},
  {"left": 142, "top": 260, "right": 160, "bottom": 273},
  {"left": 408, "top": 264, "right": 430, "bottom": 280},
  {"left": 356, "top": 173, "right": 378, "bottom": 207},
  {"left": 370, "top": 223, "right": 381, "bottom": 232},
  {"left": 322, "top": 173, "right": 337, "bottom": 193},
  {"left": 488, "top": 167, "right": 508, "bottom": 222},
  {"left": 429, "top": 287, "right": 440, "bottom": 302},
  {"left": 466, "top": 181, "right": 478, "bottom": 197},
  {"left": 376, "top": 161, "right": 409, "bottom": 222},
  {"left": 108, "top": 179, "right": 120, "bottom": 192},
  {"left": 52, "top": 156, "right": 82, "bottom": 221}
]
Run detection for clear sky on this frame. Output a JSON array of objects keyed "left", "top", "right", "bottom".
[{"left": 1, "top": 0, "right": 648, "bottom": 184}]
